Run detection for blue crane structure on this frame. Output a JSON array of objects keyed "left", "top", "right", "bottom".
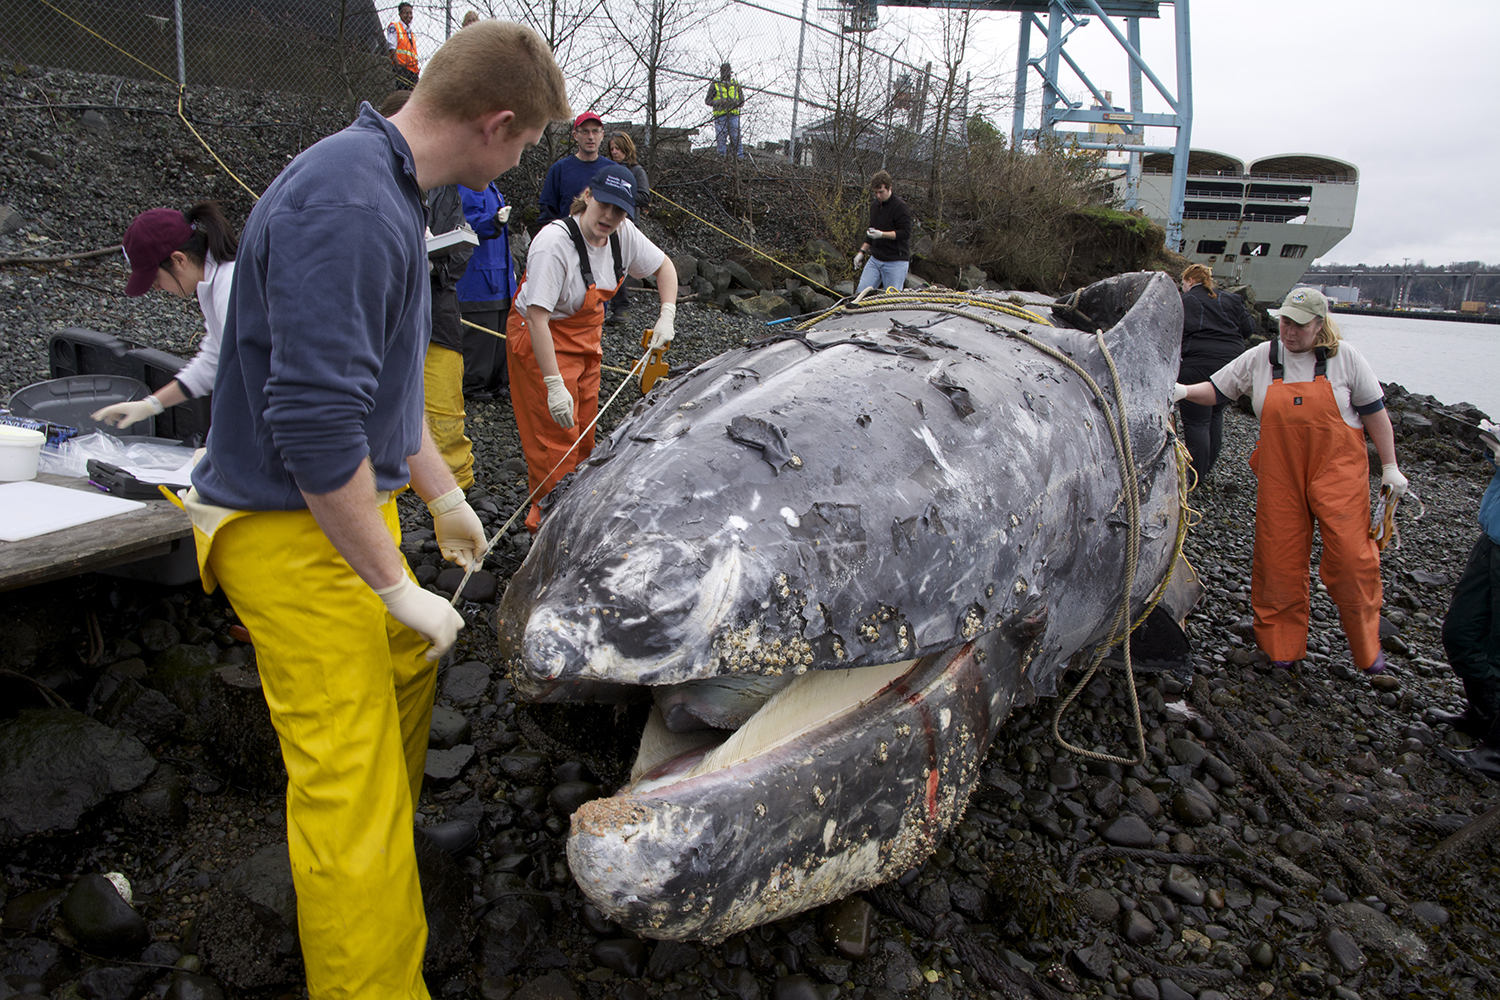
[{"left": 835, "top": 0, "right": 1193, "bottom": 249}]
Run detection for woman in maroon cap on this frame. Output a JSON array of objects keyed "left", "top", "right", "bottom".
[{"left": 92, "top": 202, "right": 239, "bottom": 429}]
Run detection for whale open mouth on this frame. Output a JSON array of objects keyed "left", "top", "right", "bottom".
[
  {"left": 560, "top": 638, "right": 1008, "bottom": 942},
  {"left": 624, "top": 658, "right": 918, "bottom": 795}
]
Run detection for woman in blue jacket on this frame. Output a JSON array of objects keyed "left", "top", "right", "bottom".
[{"left": 458, "top": 181, "right": 516, "bottom": 398}]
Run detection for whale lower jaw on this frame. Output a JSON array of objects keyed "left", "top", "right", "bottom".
[{"left": 565, "top": 635, "right": 1019, "bottom": 942}]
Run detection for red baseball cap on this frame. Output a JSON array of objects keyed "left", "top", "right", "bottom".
[
  {"left": 573, "top": 111, "right": 603, "bottom": 129},
  {"left": 122, "top": 208, "right": 192, "bottom": 296}
]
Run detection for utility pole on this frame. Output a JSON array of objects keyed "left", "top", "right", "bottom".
[{"left": 788, "top": 0, "right": 810, "bottom": 165}]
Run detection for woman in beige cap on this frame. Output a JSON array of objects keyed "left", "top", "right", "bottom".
[{"left": 1176, "top": 285, "right": 1407, "bottom": 676}]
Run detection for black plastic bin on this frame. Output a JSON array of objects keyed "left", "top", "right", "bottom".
[{"left": 49, "top": 328, "right": 211, "bottom": 446}]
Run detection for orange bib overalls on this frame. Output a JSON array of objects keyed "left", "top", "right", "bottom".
[
  {"left": 1249, "top": 340, "right": 1383, "bottom": 670},
  {"left": 507, "top": 218, "right": 623, "bottom": 532}
]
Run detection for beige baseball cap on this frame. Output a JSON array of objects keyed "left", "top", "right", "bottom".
[{"left": 1269, "top": 286, "right": 1328, "bottom": 325}]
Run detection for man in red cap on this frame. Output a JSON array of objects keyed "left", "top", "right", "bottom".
[{"left": 537, "top": 111, "right": 605, "bottom": 225}]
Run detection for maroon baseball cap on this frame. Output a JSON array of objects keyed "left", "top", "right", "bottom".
[
  {"left": 573, "top": 111, "right": 603, "bottom": 129},
  {"left": 122, "top": 208, "right": 192, "bottom": 296}
]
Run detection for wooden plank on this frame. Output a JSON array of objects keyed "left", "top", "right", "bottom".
[{"left": 0, "top": 473, "right": 193, "bottom": 592}]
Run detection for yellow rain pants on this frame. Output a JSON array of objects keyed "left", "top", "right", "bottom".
[
  {"left": 203, "top": 498, "right": 435, "bottom": 1000},
  {"left": 424, "top": 344, "right": 473, "bottom": 490}
]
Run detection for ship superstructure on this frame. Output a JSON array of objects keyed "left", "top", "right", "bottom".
[{"left": 1133, "top": 149, "right": 1358, "bottom": 302}]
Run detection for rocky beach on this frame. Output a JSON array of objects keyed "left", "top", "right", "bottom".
[{"left": 4, "top": 65, "right": 1500, "bottom": 1000}]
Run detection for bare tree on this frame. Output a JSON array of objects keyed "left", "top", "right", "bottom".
[
  {"left": 603, "top": 0, "right": 713, "bottom": 173},
  {"left": 925, "top": 7, "right": 978, "bottom": 223}
]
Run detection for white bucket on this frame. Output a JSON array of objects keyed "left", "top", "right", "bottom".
[{"left": 0, "top": 425, "right": 46, "bottom": 482}]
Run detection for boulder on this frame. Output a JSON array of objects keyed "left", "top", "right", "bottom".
[
  {"left": 80, "top": 110, "right": 112, "bottom": 134},
  {"left": 196, "top": 844, "right": 302, "bottom": 989},
  {"left": 441, "top": 660, "right": 492, "bottom": 707},
  {"left": 903, "top": 273, "right": 931, "bottom": 291},
  {"left": 911, "top": 234, "right": 934, "bottom": 259},
  {"left": 957, "top": 265, "right": 988, "bottom": 291},
  {"left": 722, "top": 259, "right": 763, "bottom": 292},
  {"left": 798, "top": 262, "right": 831, "bottom": 290},
  {"left": 803, "top": 239, "right": 842, "bottom": 262},
  {"left": 671, "top": 253, "right": 698, "bottom": 280},
  {"left": 98, "top": 676, "right": 185, "bottom": 745},
  {"left": 730, "top": 292, "right": 795, "bottom": 322},
  {"left": 61, "top": 874, "right": 149, "bottom": 957},
  {"left": 0, "top": 204, "right": 23, "bottom": 235},
  {"left": 120, "top": 763, "right": 190, "bottom": 829},
  {"left": 0, "top": 708, "right": 156, "bottom": 840}
]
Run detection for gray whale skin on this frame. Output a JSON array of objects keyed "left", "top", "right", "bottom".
[{"left": 495, "top": 271, "right": 1186, "bottom": 941}]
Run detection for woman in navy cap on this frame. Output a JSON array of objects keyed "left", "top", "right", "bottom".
[
  {"left": 93, "top": 202, "right": 238, "bottom": 429},
  {"left": 506, "top": 162, "right": 678, "bottom": 531}
]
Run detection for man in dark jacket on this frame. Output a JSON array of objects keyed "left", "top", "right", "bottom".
[
  {"left": 537, "top": 111, "right": 604, "bottom": 226},
  {"left": 853, "top": 170, "right": 913, "bottom": 293}
]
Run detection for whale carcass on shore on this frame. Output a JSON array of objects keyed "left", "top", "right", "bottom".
[{"left": 493, "top": 271, "right": 1188, "bottom": 942}]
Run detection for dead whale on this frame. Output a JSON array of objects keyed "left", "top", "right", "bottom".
[{"left": 494, "top": 272, "right": 1187, "bottom": 941}]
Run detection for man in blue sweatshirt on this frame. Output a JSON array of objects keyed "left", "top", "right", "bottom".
[
  {"left": 536, "top": 110, "right": 604, "bottom": 225},
  {"left": 184, "top": 22, "right": 570, "bottom": 1000},
  {"left": 1435, "top": 419, "right": 1500, "bottom": 782}
]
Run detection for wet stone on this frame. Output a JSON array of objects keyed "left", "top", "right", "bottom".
[
  {"left": 4, "top": 937, "right": 60, "bottom": 978},
  {"left": 1093, "top": 782, "right": 1124, "bottom": 815},
  {"left": 1048, "top": 761, "right": 1080, "bottom": 790},
  {"left": 1157, "top": 979, "right": 1193, "bottom": 1000},
  {"left": 77, "top": 965, "right": 151, "bottom": 1000},
  {"left": 1129, "top": 978, "right": 1160, "bottom": 1000},
  {"left": 1164, "top": 865, "right": 1205, "bottom": 905},
  {"left": 1168, "top": 738, "right": 1207, "bottom": 767},
  {"left": 163, "top": 972, "right": 226, "bottom": 1000},
  {"left": 1121, "top": 908, "right": 1156, "bottom": 944},
  {"left": 1072, "top": 941, "right": 1111, "bottom": 979},
  {"left": 513, "top": 971, "right": 578, "bottom": 1000},
  {"left": 647, "top": 941, "right": 700, "bottom": 979},
  {"left": 429, "top": 706, "right": 471, "bottom": 750},
  {"left": 441, "top": 661, "right": 492, "bottom": 707},
  {"left": 1127, "top": 787, "right": 1163, "bottom": 818},
  {"left": 436, "top": 568, "right": 498, "bottom": 603},
  {"left": 1323, "top": 926, "right": 1367, "bottom": 974},
  {"left": 822, "top": 896, "right": 874, "bottom": 959},
  {"left": 1079, "top": 888, "right": 1120, "bottom": 924},
  {"left": 770, "top": 975, "right": 821, "bottom": 1000},
  {"left": 548, "top": 781, "right": 602, "bottom": 816},
  {"left": 1277, "top": 830, "right": 1321, "bottom": 858},
  {"left": 1411, "top": 901, "right": 1450, "bottom": 927},
  {"left": 1172, "top": 791, "right": 1215, "bottom": 826},
  {"left": 916, "top": 879, "right": 950, "bottom": 917},
  {"left": 139, "top": 619, "right": 180, "bottom": 653},
  {"left": 498, "top": 750, "right": 549, "bottom": 784},
  {"left": 1249, "top": 941, "right": 1275, "bottom": 968},
  {"left": 1103, "top": 814, "right": 1154, "bottom": 847},
  {"left": 711, "top": 966, "right": 761, "bottom": 1000},
  {"left": 62, "top": 874, "right": 149, "bottom": 957},
  {"left": 592, "top": 939, "right": 646, "bottom": 978},
  {"left": 0, "top": 708, "right": 156, "bottom": 839},
  {"left": 424, "top": 744, "right": 475, "bottom": 784}
]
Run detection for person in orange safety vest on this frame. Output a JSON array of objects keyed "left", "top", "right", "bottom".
[
  {"left": 1176, "top": 286, "right": 1409, "bottom": 676},
  {"left": 386, "top": 2, "right": 420, "bottom": 88}
]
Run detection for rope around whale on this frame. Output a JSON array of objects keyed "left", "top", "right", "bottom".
[{"left": 809, "top": 289, "right": 1195, "bottom": 766}]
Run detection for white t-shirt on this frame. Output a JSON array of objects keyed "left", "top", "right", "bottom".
[
  {"left": 174, "top": 252, "right": 234, "bottom": 398},
  {"left": 1210, "top": 339, "right": 1384, "bottom": 429},
  {"left": 515, "top": 217, "right": 665, "bottom": 320}
]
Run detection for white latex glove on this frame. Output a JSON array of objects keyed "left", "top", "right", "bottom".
[
  {"left": 648, "top": 302, "right": 676, "bottom": 352},
  {"left": 1479, "top": 418, "right": 1500, "bottom": 460},
  {"left": 375, "top": 576, "right": 464, "bottom": 661},
  {"left": 495, "top": 205, "right": 512, "bottom": 226},
  {"left": 1171, "top": 383, "right": 1189, "bottom": 403},
  {"left": 427, "top": 488, "right": 486, "bottom": 569},
  {"left": 543, "top": 374, "right": 575, "bottom": 429},
  {"left": 91, "top": 396, "right": 164, "bottom": 429},
  {"left": 853, "top": 252, "right": 865, "bottom": 270},
  {"left": 1381, "top": 463, "right": 1408, "bottom": 497},
  {"left": 866, "top": 227, "right": 883, "bottom": 241}
]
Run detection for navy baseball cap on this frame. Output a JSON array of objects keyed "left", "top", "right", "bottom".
[{"left": 588, "top": 163, "right": 637, "bottom": 219}]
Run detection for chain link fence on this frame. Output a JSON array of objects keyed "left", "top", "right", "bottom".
[{"left": 15, "top": 0, "right": 991, "bottom": 173}]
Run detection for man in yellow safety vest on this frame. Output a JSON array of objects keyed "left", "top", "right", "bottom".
[
  {"left": 386, "top": 2, "right": 420, "bottom": 88},
  {"left": 704, "top": 62, "right": 744, "bottom": 158}
]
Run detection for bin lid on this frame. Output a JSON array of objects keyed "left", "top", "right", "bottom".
[{"left": 7, "top": 376, "right": 156, "bottom": 438}]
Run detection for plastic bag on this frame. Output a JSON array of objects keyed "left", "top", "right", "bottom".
[{"left": 39, "top": 431, "right": 197, "bottom": 481}]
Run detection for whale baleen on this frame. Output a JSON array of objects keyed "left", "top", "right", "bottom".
[{"left": 494, "top": 271, "right": 1188, "bottom": 941}]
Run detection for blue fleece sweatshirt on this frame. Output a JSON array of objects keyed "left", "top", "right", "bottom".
[
  {"left": 192, "top": 104, "right": 429, "bottom": 509},
  {"left": 537, "top": 155, "right": 603, "bottom": 225},
  {"left": 1481, "top": 459, "right": 1500, "bottom": 545}
]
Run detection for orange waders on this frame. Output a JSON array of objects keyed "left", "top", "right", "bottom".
[
  {"left": 507, "top": 218, "right": 623, "bottom": 532},
  {"left": 1249, "top": 341, "right": 1383, "bottom": 669}
]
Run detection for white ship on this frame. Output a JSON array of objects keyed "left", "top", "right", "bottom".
[{"left": 1133, "top": 149, "right": 1358, "bottom": 303}]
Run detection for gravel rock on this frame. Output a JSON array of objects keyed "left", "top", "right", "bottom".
[
  {"left": 61, "top": 874, "right": 149, "bottom": 956},
  {"left": 0, "top": 708, "right": 156, "bottom": 839},
  {"left": 1102, "top": 814, "right": 1154, "bottom": 846},
  {"left": 441, "top": 661, "right": 493, "bottom": 707}
]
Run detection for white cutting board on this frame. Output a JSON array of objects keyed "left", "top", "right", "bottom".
[{"left": 0, "top": 480, "right": 146, "bottom": 542}]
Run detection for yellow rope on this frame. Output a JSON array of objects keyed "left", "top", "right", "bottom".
[
  {"left": 38, "top": 0, "right": 175, "bottom": 83},
  {"left": 651, "top": 190, "right": 843, "bottom": 299},
  {"left": 460, "top": 317, "right": 637, "bottom": 377},
  {"left": 177, "top": 87, "right": 259, "bottom": 200},
  {"left": 39, "top": 0, "right": 259, "bottom": 200}
]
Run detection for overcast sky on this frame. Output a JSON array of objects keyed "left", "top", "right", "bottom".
[{"left": 969, "top": 0, "right": 1498, "bottom": 267}]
